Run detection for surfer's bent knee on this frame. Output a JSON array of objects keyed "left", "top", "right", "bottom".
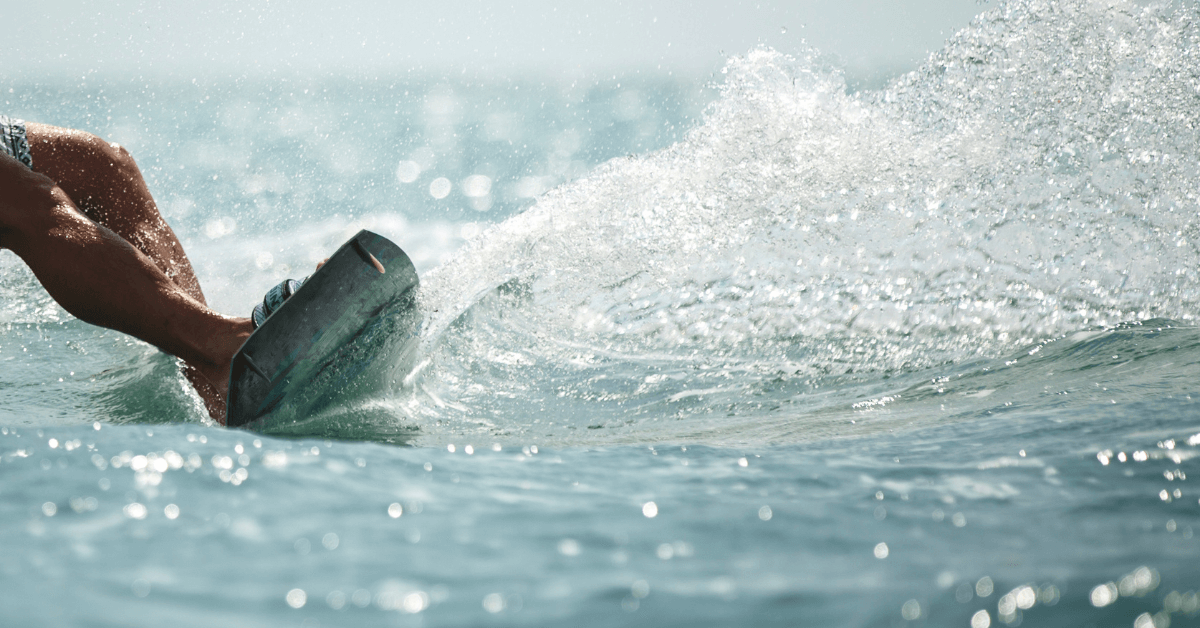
[{"left": 26, "top": 123, "right": 142, "bottom": 184}]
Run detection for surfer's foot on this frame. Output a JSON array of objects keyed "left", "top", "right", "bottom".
[{"left": 187, "top": 317, "right": 256, "bottom": 424}]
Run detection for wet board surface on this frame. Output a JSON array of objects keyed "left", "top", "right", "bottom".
[{"left": 226, "top": 230, "right": 421, "bottom": 430}]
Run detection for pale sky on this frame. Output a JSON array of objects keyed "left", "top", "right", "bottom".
[{"left": 10, "top": 0, "right": 988, "bottom": 79}]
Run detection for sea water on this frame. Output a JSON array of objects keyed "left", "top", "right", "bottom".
[{"left": 4, "top": 0, "right": 1200, "bottom": 625}]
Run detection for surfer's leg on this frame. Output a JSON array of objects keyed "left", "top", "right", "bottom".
[
  {"left": 22, "top": 123, "right": 231, "bottom": 418},
  {"left": 23, "top": 123, "right": 205, "bottom": 303},
  {"left": 0, "top": 150, "right": 250, "bottom": 423}
]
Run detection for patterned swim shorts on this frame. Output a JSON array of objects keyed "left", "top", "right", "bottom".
[{"left": 0, "top": 115, "right": 33, "bottom": 169}]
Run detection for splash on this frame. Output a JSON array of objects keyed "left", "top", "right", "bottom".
[{"left": 420, "top": 0, "right": 1200, "bottom": 380}]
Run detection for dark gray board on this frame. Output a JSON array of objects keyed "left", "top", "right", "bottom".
[{"left": 226, "top": 230, "right": 421, "bottom": 430}]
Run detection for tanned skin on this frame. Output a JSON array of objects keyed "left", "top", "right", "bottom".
[{"left": 0, "top": 123, "right": 253, "bottom": 423}]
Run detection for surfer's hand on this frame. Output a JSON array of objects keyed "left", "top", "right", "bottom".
[{"left": 316, "top": 257, "right": 329, "bottom": 271}]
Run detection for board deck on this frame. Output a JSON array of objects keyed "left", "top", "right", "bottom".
[{"left": 225, "top": 230, "right": 421, "bottom": 430}]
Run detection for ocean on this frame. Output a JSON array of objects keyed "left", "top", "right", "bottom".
[{"left": 3, "top": 0, "right": 1200, "bottom": 625}]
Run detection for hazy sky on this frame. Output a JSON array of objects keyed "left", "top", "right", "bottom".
[{"left": 10, "top": 0, "right": 988, "bottom": 79}]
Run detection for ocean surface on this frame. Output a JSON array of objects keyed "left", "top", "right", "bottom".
[{"left": 4, "top": 0, "right": 1200, "bottom": 625}]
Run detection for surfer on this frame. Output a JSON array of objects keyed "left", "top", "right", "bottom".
[{"left": 0, "top": 117, "right": 255, "bottom": 423}]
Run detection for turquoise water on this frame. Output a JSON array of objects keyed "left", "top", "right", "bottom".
[{"left": 5, "top": 0, "right": 1200, "bottom": 625}]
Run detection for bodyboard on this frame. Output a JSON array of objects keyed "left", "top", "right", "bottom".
[{"left": 225, "top": 230, "right": 421, "bottom": 430}]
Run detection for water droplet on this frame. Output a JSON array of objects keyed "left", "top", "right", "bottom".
[
  {"left": 558, "top": 539, "right": 581, "bottom": 556},
  {"left": 286, "top": 588, "right": 307, "bottom": 608},
  {"left": 396, "top": 160, "right": 421, "bottom": 183},
  {"left": 429, "top": 177, "right": 452, "bottom": 199},
  {"left": 482, "top": 593, "right": 505, "bottom": 613}
]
